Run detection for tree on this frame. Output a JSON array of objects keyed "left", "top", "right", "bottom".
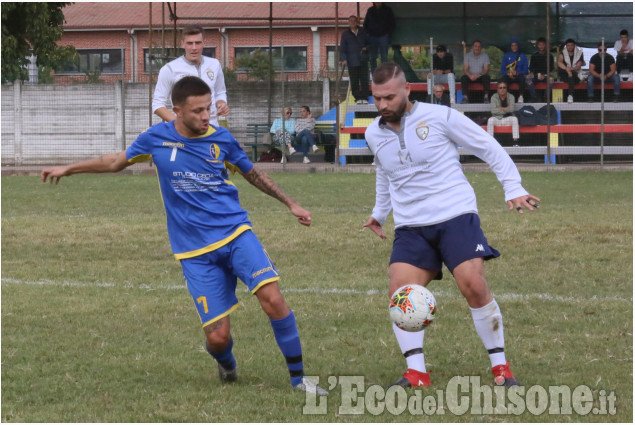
[
  {"left": 1, "top": 2, "right": 76, "bottom": 83},
  {"left": 235, "top": 49, "right": 273, "bottom": 81}
]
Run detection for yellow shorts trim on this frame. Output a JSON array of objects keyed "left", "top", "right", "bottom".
[
  {"left": 174, "top": 225, "right": 252, "bottom": 260},
  {"left": 201, "top": 303, "right": 240, "bottom": 328},
  {"left": 251, "top": 277, "right": 280, "bottom": 294}
]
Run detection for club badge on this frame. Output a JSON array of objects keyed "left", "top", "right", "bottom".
[
  {"left": 206, "top": 68, "right": 214, "bottom": 80},
  {"left": 210, "top": 143, "right": 221, "bottom": 160},
  {"left": 416, "top": 121, "right": 429, "bottom": 141}
]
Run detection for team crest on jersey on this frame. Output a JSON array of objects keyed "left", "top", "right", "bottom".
[
  {"left": 209, "top": 143, "right": 221, "bottom": 160},
  {"left": 416, "top": 121, "right": 429, "bottom": 141},
  {"left": 206, "top": 68, "right": 214, "bottom": 80}
]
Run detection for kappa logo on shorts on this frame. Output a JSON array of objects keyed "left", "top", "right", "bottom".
[{"left": 416, "top": 121, "right": 429, "bottom": 141}]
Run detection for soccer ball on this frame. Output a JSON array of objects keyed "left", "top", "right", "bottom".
[{"left": 389, "top": 284, "right": 437, "bottom": 332}]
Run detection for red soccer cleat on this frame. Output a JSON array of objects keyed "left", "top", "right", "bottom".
[
  {"left": 492, "top": 361, "right": 519, "bottom": 386},
  {"left": 390, "top": 368, "right": 431, "bottom": 388}
]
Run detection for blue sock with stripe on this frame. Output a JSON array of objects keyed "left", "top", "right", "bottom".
[
  {"left": 206, "top": 338, "right": 236, "bottom": 371},
  {"left": 270, "top": 311, "right": 304, "bottom": 387}
]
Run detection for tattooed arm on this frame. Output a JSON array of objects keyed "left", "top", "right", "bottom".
[{"left": 242, "top": 166, "right": 313, "bottom": 227}]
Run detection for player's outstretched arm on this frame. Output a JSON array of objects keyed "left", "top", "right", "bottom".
[
  {"left": 242, "top": 167, "right": 312, "bottom": 226},
  {"left": 41, "top": 151, "right": 131, "bottom": 184}
]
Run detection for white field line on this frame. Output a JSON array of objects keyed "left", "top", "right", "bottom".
[{"left": 1, "top": 277, "right": 632, "bottom": 304}]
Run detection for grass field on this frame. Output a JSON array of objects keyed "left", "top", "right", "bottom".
[{"left": 2, "top": 170, "right": 632, "bottom": 422}]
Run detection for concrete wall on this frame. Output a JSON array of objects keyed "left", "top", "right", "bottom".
[{"left": 1, "top": 80, "right": 346, "bottom": 165}]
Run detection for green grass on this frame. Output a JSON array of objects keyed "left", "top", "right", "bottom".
[{"left": 2, "top": 171, "right": 632, "bottom": 422}]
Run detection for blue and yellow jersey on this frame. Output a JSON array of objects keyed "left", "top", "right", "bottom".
[{"left": 126, "top": 121, "right": 254, "bottom": 259}]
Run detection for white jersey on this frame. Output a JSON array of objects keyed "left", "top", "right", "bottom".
[
  {"left": 152, "top": 55, "right": 227, "bottom": 126},
  {"left": 366, "top": 101, "right": 528, "bottom": 228}
]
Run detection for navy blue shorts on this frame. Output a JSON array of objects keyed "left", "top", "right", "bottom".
[{"left": 390, "top": 213, "right": 500, "bottom": 278}]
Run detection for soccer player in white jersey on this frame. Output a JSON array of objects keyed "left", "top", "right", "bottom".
[
  {"left": 42, "top": 76, "right": 327, "bottom": 396},
  {"left": 363, "top": 63, "right": 540, "bottom": 388},
  {"left": 152, "top": 25, "right": 230, "bottom": 127}
]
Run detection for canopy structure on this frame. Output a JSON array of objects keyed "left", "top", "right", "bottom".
[{"left": 389, "top": 2, "right": 633, "bottom": 50}]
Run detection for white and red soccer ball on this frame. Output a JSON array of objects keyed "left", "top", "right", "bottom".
[{"left": 389, "top": 284, "right": 437, "bottom": 332}]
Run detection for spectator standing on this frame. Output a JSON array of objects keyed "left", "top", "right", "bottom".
[
  {"left": 294, "top": 106, "right": 319, "bottom": 164},
  {"left": 340, "top": 15, "right": 370, "bottom": 104},
  {"left": 500, "top": 39, "right": 529, "bottom": 103},
  {"left": 527, "top": 37, "right": 555, "bottom": 101},
  {"left": 363, "top": 2, "right": 396, "bottom": 73},
  {"left": 614, "top": 29, "right": 633, "bottom": 74},
  {"left": 426, "top": 84, "right": 451, "bottom": 106},
  {"left": 487, "top": 82, "right": 520, "bottom": 145},
  {"left": 557, "top": 38, "right": 585, "bottom": 103},
  {"left": 153, "top": 25, "right": 229, "bottom": 126},
  {"left": 427, "top": 45, "right": 456, "bottom": 105},
  {"left": 587, "top": 41, "right": 621, "bottom": 102},
  {"left": 270, "top": 107, "right": 296, "bottom": 164},
  {"left": 461, "top": 40, "right": 491, "bottom": 104}
]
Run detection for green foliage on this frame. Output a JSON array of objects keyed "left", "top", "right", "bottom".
[
  {"left": 223, "top": 66, "right": 237, "bottom": 83},
  {"left": 1, "top": 2, "right": 76, "bottom": 83},
  {"left": 235, "top": 48, "right": 273, "bottom": 81},
  {"left": 2, "top": 172, "right": 632, "bottom": 421},
  {"left": 83, "top": 69, "right": 104, "bottom": 84},
  {"left": 486, "top": 46, "right": 504, "bottom": 77}
]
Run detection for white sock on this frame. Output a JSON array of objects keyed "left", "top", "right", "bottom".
[
  {"left": 392, "top": 322, "right": 426, "bottom": 373},
  {"left": 470, "top": 299, "right": 506, "bottom": 367}
]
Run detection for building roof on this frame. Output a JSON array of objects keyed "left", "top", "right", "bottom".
[{"left": 62, "top": 2, "right": 373, "bottom": 30}]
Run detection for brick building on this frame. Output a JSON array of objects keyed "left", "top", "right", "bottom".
[{"left": 55, "top": 2, "right": 372, "bottom": 84}]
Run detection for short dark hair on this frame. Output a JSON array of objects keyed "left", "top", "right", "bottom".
[
  {"left": 565, "top": 38, "right": 576, "bottom": 45},
  {"left": 372, "top": 62, "right": 404, "bottom": 85},
  {"left": 536, "top": 37, "right": 547, "bottom": 44},
  {"left": 473, "top": 40, "right": 482, "bottom": 46},
  {"left": 182, "top": 24, "right": 204, "bottom": 38},
  {"left": 436, "top": 44, "right": 446, "bottom": 52},
  {"left": 301, "top": 105, "right": 311, "bottom": 113},
  {"left": 171, "top": 76, "right": 211, "bottom": 106},
  {"left": 620, "top": 29, "right": 629, "bottom": 37}
]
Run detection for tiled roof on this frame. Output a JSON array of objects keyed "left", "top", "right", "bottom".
[{"left": 62, "top": 2, "right": 373, "bottom": 30}]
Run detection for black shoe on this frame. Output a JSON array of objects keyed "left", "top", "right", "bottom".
[{"left": 218, "top": 364, "right": 238, "bottom": 383}]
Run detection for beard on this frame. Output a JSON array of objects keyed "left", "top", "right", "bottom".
[
  {"left": 184, "top": 118, "right": 208, "bottom": 136},
  {"left": 380, "top": 98, "right": 408, "bottom": 123}
]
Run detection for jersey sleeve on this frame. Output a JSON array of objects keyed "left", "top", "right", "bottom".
[
  {"left": 152, "top": 65, "right": 174, "bottom": 113},
  {"left": 126, "top": 131, "right": 153, "bottom": 164},
  {"left": 371, "top": 158, "right": 392, "bottom": 226},
  {"left": 213, "top": 63, "right": 228, "bottom": 105},
  {"left": 223, "top": 131, "right": 254, "bottom": 174},
  {"left": 445, "top": 109, "right": 528, "bottom": 202}
]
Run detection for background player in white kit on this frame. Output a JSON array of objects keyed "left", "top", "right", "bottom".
[
  {"left": 363, "top": 63, "right": 540, "bottom": 388},
  {"left": 153, "top": 25, "right": 230, "bottom": 127}
]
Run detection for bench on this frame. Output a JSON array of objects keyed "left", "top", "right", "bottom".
[
  {"left": 341, "top": 124, "right": 633, "bottom": 135},
  {"left": 408, "top": 81, "right": 634, "bottom": 92},
  {"left": 314, "top": 123, "right": 337, "bottom": 162},
  {"left": 245, "top": 123, "right": 271, "bottom": 162}
]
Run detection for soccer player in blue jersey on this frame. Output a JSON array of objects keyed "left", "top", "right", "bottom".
[{"left": 41, "top": 76, "right": 327, "bottom": 395}]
